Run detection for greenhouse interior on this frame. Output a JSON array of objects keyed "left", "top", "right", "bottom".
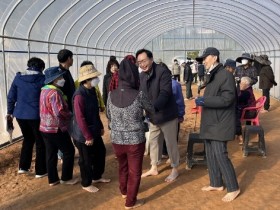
[{"left": 1, "top": 0, "right": 280, "bottom": 146}]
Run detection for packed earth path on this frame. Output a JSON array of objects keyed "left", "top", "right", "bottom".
[{"left": 1, "top": 85, "right": 280, "bottom": 210}]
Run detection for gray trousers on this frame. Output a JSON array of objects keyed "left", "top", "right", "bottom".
[
  {"left": 149, "top": 118, "right": 180, "bottom": 168},
  {"left": 205, "top": 139, "right": 239, "bottom": 192}
]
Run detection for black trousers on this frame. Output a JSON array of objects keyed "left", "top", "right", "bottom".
[
  {"left": 173, "top": 74, "right": 180, "bottom": 82},
  {"left": 16, "top": 119, "right": 46, "bottom": 175},
  {"left": 262, "top": 88, "right": 270, "bottom": 110},
  {"left": 185, "top": 80, "right": 193, "bottom": 99},
  {"left": 74, "top": 136, "right": 106, "bottom": 187},
  {"left": 41, "top": 130, "right": 75, "bottom": 184}
]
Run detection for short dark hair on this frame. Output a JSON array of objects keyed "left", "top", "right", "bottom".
[
  {"left": 80, "top": 60, "right": 93, "bottom": 67},
  {"left": 174, "top": 59, "right": 178, "bottom": 62},
  {"left": 27, "top": 57, "right": 45, "bottom": 70},
  {"left": 136, "top": 49, "right": 153, "bottom": 59},
  {"left": 57, "top": 49, "right": 73, "bottom": 63}
]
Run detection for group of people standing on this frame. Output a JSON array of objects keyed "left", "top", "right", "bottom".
[
  {"left": 7, "top": 49, "right": 109, "bottom": 193},
  {"left": 6, "top": 46, "right": 277, "bottom": 208}
]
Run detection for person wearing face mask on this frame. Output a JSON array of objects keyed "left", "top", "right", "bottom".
[
  {"left": 195, "top": 47, "right": 240, "bottom": 202},
  {"left": 40, "top": 66, "right": 77, "bottom": 186},
  {"left": 235, "top": 53, "right": 258, "bottom": 87},
  {"left": 70, "top": 64, "right": 110, "bottom": 193},
  {"left": 75, "top": 61, "right": 105, "bottom": 112},
  {"left": 7, "top": 57, "right": 47, "bottom": 178}
]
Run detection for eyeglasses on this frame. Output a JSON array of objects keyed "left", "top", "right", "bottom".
[{"left": 137, "top": 58, "right": 149, "bottom": 65}]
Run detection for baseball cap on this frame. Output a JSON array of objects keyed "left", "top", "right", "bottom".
[{"left": 196, "top": 47, "right": 220, "bottom": 62}]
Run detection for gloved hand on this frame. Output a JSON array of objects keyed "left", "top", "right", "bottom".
[{"left": 195, "top": 97, "right": 205, "bottom": 106}]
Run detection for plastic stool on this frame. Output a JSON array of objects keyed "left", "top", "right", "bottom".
[
  {"left": 186, "top": 133, "right": 207, "bottom": 169},
  {"left": 242, "top": 125, "right": 266, "bottom": 157}
]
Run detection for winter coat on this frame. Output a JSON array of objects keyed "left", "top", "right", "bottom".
[
  {"left": 235, "top": 65, "right": 258, "bottom": 85},
  {"left": 183, "top": 63, "right": 193, "bottom": 82},
  {"left": 259, "top": 65, "right": 276, "bottom": 89},
  {"left": 198, "top": 64, "right": 205, "bottom": 77},
  {"left": 172, "top": 79, "right": 185, "bottom": 118},
  {"left": 39, "top": 85, "right": 72, "bottom": 133},
  {"left": 102, "top": 73, "right": 112, "bottom": 106},
  {"left": 139, "top": 62, "right": 178, "bottom": 125},
  {"left": 171, "top": 63, "right": 180, "bottom": 75},
  {"left": 199, "top": 64, "right": 236, "bottom": 141},
  {"left": 7, "top": 72, "right": 45, "bottom": 119},
  {"left": 59, "top": 66, "right": 76, "bottom": 112}
]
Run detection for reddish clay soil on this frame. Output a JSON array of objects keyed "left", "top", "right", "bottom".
[{"left": 1, "top": 86, "right": 280, "bottom": 210}]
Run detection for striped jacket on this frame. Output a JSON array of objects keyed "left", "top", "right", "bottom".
[{"left": 39, "top": 85, "right": 72, "bottom": 133}]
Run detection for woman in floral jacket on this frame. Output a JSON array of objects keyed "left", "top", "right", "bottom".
[{"left": 40, "top": 66, "right": 77, "bottom": 186}]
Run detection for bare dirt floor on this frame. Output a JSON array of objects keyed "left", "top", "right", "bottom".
[{"left": 1, "top": 85, "right": 280, "bottom": 210}]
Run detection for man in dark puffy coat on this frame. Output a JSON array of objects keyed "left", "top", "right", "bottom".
[
  {"left": 137, "top": 49, "right": 179, "bottom": 183},
  {"left": 195, "top": 47, "right": 240, "bottom": 202},
  {"left": 255, "top": 55, "right": 277, "bottom": 112}
]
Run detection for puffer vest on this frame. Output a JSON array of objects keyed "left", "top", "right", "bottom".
[{"left": 72, "top": 86, "right": 102, "bottom": 142}]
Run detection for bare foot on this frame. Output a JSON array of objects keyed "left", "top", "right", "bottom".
[
  {"left": 201, "top": 186, "right": 224, "bottom": 191},
  {"left": 82, "top": 185, "right": 99, "bottom": 193},
  {"left": 238, "top": 135, "right": 243, "bottom": 145},
  {"left": 141, "top": 169, "right": 158, "bottom": 177},
  {"left": 222, "top": 189, "right": 240, "bottom": 202},
  {"left": 165, "top": 169, "right": 179, "bottom": 182},
  {"left": 92, "top": 178, "right": 111, "bottom": 183},
  {"left": 60, "top": 177, "right": 79, "bottom": 185},
  {"left": 125, "top": 199, "right": 145, "bottom": 209}
]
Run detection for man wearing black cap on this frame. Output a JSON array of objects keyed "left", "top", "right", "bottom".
[{"left": 195, "top": 47, "right": 240, "bottom": 202}]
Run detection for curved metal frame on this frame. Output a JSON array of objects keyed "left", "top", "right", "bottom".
[
  {"left": 1, "top": 0, "right": 280, "bottom": 56},
  {"left": 115, "top": 3, "right": 269, "bottom": 52},
  {"left": 119, "top": 11, "right": 259, "bottom": 52}
]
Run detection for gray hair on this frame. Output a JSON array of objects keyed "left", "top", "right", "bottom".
[{"left": 240, "top": 76, "right": 252, "bottom": 86}]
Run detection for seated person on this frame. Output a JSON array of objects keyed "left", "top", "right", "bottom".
[{"left": 236, "top": 76, "right": 256, "bottom": 144}]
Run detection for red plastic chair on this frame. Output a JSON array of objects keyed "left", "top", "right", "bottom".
[
  {"left": 191, "top": 101, "right": 202, "bottom": 114},
  {"left": 240, "top": 96, "right": 266, "bottom": 126}
]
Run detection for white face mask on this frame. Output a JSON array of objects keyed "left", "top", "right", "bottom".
[
  {"left": 241, "top": 59, "right": 248, "bottom": 65},
  {"left": 56, "top": 78, "right": 65, "bottom": 87},
  {"left": 91, "top": 77, "right": 100, "bottom": 87}
]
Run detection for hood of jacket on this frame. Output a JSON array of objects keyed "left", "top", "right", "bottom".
[{"left": 16, "top": 71, "right": 45, "bottom": 83}]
